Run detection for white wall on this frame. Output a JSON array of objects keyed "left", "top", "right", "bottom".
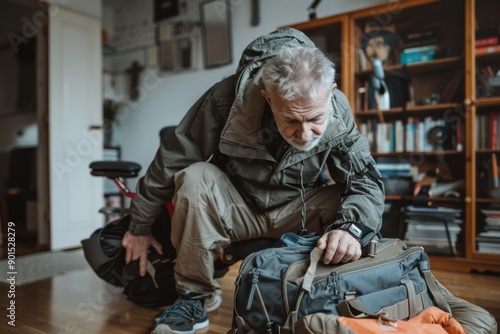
[
  {"left": 112, "top": 0, "right": 387, "bottom": 190},
  {"left": 42, "top": 0, "right": 102, "bottom": 18}
]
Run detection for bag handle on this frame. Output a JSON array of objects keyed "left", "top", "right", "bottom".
[
  {"left": 302, "top": 240, "right": 381, "bottom": 292},
  {"left": 302, "top": 247, "right": 323, "bottom": 292}
]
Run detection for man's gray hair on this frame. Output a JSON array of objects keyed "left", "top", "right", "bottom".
[{"left": 261, "top": 46, "right": 335, "bottom": 101}]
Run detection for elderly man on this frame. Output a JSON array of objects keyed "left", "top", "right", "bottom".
[{"left": 122, "top": 28, "right": 385, "bottom": 334}]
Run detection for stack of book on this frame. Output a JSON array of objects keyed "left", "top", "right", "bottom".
[
  {"left": 476, "top": 36, "right": 500, "bottom": 56},
  {"left": 376, "top": 159, "right": 413, "bottom": 196},
  {"left": 403, "top": 205, "right": 463, "bottom": 256},
  {"left": 476, "top": 112, "right": 500, "bottom": 149},
  {"left": 476, "top": 208, "right": 500, "bottom": 254}
]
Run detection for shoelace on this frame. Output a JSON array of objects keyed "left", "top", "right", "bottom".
[{"left": 159, "top": 300, "right": 201, "bottom": 322}]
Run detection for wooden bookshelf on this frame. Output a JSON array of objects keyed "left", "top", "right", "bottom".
[{"left": 288, "top": 0, "right": 500, "bottom": 273}]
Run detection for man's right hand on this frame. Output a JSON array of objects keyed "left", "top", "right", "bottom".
[{"left": 122, "top": 231, "right": 163, "bottom": 276}]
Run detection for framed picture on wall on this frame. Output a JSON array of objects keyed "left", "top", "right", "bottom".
[
  {"left": 154, "top": 0, "right": 180, "bottom": 22},
  {"left": 158, "top": 36, "right": 199, "bottom": 73},
  {"left": 200, "top": 0, "right": 232, "bottom": 68}
]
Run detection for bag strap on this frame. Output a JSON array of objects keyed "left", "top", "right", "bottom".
[
  {"left": 420, "top": 265, "right": 452, "bottom": 315},
  {"left": 401, "top": 277, "right": 418, "bottom": 318},
  {"left": 336, "top": 289, "right": 432, "bottom": 321}
]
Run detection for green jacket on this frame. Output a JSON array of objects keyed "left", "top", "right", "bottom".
[{"left": 129, "top": 27, "right": 385, "bottom": 237}]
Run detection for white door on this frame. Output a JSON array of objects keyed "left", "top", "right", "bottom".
[{"left": 48, "top": 6, "right": 103, "bottom": 250}]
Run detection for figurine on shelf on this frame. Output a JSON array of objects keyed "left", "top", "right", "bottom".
[{"left": 360, "top": 28, "right": 410, "bottom": 110}]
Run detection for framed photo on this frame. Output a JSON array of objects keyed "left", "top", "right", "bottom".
[
  {"left": 159, "top": 36, "right": 199, "bottom": 73},
  {"left": 200, "top": 0, "right": 232, "bottom": 68},
  {"left": 154, "top": 0, "right": 180, "bottom": 22}
]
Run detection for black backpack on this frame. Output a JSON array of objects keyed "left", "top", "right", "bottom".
[{"left": 81, "top": 211, "right": 178, "bottom": 308}]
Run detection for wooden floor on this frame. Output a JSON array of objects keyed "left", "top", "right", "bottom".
[{"left": 0, "top": 252, "right": 499, "bottom": 334}]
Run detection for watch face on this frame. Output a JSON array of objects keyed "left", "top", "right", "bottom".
[{"left": 348, "top": 224, "right": 362, "bottom": 239}]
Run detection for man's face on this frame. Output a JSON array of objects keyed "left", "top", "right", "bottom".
[
  {"left": 365, "top": 36, "right": 391, "bottom": 63},
  {"left": 261, "top": 87, "right": 334, "bottom": 152}
]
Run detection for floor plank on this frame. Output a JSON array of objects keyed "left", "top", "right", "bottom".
[{"left": 0, "top": 257, "right": 498, "bottom": 334}]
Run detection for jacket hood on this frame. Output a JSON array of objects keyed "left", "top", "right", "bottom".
[
  {"left": 220, "top": 28, "right": 328, "bottom": 162},
  {"left": 236, "top": 27, "right": 316, "bottom": 78}
]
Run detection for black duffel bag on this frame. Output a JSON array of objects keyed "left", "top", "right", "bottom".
[{"left": 81, "top": 212, "right": 178, "bottom": 308}]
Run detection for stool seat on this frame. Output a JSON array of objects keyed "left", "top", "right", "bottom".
[{"left": 89, "top": 161, "right": 142, "bottom": 178}]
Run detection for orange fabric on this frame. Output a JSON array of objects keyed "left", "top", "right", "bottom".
[{"left": 337, "top": 307, "right": 466, "bottom": 334}]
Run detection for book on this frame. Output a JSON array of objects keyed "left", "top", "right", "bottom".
[
  {"left": 402, "top": 23, "right": 441, "bottom": 49},
  {"left": 475, "top": 36, "right": 499, "bottom": 48},
  {"left": 476, "top": 45, "right": 500, "bottom": 55},
  {"left": 406, "top": 117, "right": 415, "bottom": 152},
  {"left": 490, "top": 112, "right": 498, "bottom": 149},
  {"left": 456, "top": 117, "right": 463, "bottom": 151},
  {"left": 395, "top": 120, "right": 405, "bottom": 153}
]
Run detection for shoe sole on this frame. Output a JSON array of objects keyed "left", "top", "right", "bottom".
[
  {"left": 205, "top": 294, "right": 222, "bottom": 312},
  {"left": 151, "top": 319, "right": 209, "bottom": 334}
]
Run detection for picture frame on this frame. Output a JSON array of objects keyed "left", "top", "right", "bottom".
[
  {"left": 158, "top": 36, "right": 199, "bottom": 73},
  {"left": 154, "top": 0, "right": 180, "bottom": 22},
  {"left": 200, "top": 0, "right": 232, "bottom": 68}
]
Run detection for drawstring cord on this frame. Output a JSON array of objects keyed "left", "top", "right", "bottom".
[{"left": 299, "top": 162, "right": 307, "bottom": 235}]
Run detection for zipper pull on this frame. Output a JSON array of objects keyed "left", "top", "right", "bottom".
[
  {"left": 235, "top": 273, "right": 242, "bottom": 286},
  {"left": 246, "top": 269, "right": 260, "bottom": 310},
  {"left": 334, "top": 274, "right": 340, "bottom": 295}
]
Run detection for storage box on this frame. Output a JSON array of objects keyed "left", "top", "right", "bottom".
[{"left": 400, "top": 45, "right": 437, "bottom": 65}]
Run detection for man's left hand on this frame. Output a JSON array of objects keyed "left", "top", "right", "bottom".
[{"left": 316, "top": 230, "right": 362, "bottom": 264}]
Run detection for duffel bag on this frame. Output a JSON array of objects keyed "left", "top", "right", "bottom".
[
  {"left": 81, "top": 213, "right": 178, "bottom": 308},
  {"left": 229, "top": 238, "right": 451, "bottom": 334}
]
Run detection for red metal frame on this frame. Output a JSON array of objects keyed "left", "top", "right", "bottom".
[{"left": 110, "top": 177, "right": 174, "bottom": 215}]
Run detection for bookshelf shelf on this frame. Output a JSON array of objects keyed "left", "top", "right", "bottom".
[
  {"left": 471, "top": 251, "right": 500, "bottom": 261},
  {"left": 355, "top": 57, "right": 462, "bottom": 78},
  {"left": 476, "top": 149, "right": 500, "bottom": 154},
  {"left": 385, "top": 195, "right": 403, "bottom": 201},
  {"left": 475, "top": 49, "right": 500, "bottom": 59},
  {"left": 356, "top": 103, "right": 461, "bottom": 119},
  {"left": 476, "top": 97, "right": 500, "bottom": 107},
  {"left": 355, "top": 108, "right": 403, "bottom": 117},
  {"left": 405, "top": 103, "right": 460, "bottom": 113},
  {"left": 385, "top": 195, "right": 464, "bottom": 204},
  {"left": 476, "top": 198, "right": 500, "bottom": 203},
  {"left": 372, "top": 150, "right": 463, "bottom": 157}
]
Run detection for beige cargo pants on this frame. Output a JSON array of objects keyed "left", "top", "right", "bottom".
[{"left": 170, "top": 162, "right": 343, "bottom": 294}]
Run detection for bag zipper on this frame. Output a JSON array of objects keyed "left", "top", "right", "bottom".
[{"left": 291, "top": 245, "right": 426, "bottom": 312}]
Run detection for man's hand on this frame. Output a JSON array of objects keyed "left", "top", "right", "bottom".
[
  {"left": 317, "top": 230, "right": 362, "bottom": 264},
  {"left": 122, "top": 231, "right": 163, "bottom": 276}
]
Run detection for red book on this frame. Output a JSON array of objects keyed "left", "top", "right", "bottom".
[
  {"left": 456, "top": 117, "right": 463, "bottom": 151},
  {"left": 475, "top": 36, "right": 499, "bottom": 48},
  {"left": 490, "top": 112, "right": 498, "bottom": 149}
]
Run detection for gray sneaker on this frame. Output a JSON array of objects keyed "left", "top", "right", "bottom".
[{"left": 151, "top": 298, "right": 209, "bottom": 334}]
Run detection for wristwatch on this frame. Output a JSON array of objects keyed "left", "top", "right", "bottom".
[{"left": 339, "top": 222, "right": 363, "bottom": 240}]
